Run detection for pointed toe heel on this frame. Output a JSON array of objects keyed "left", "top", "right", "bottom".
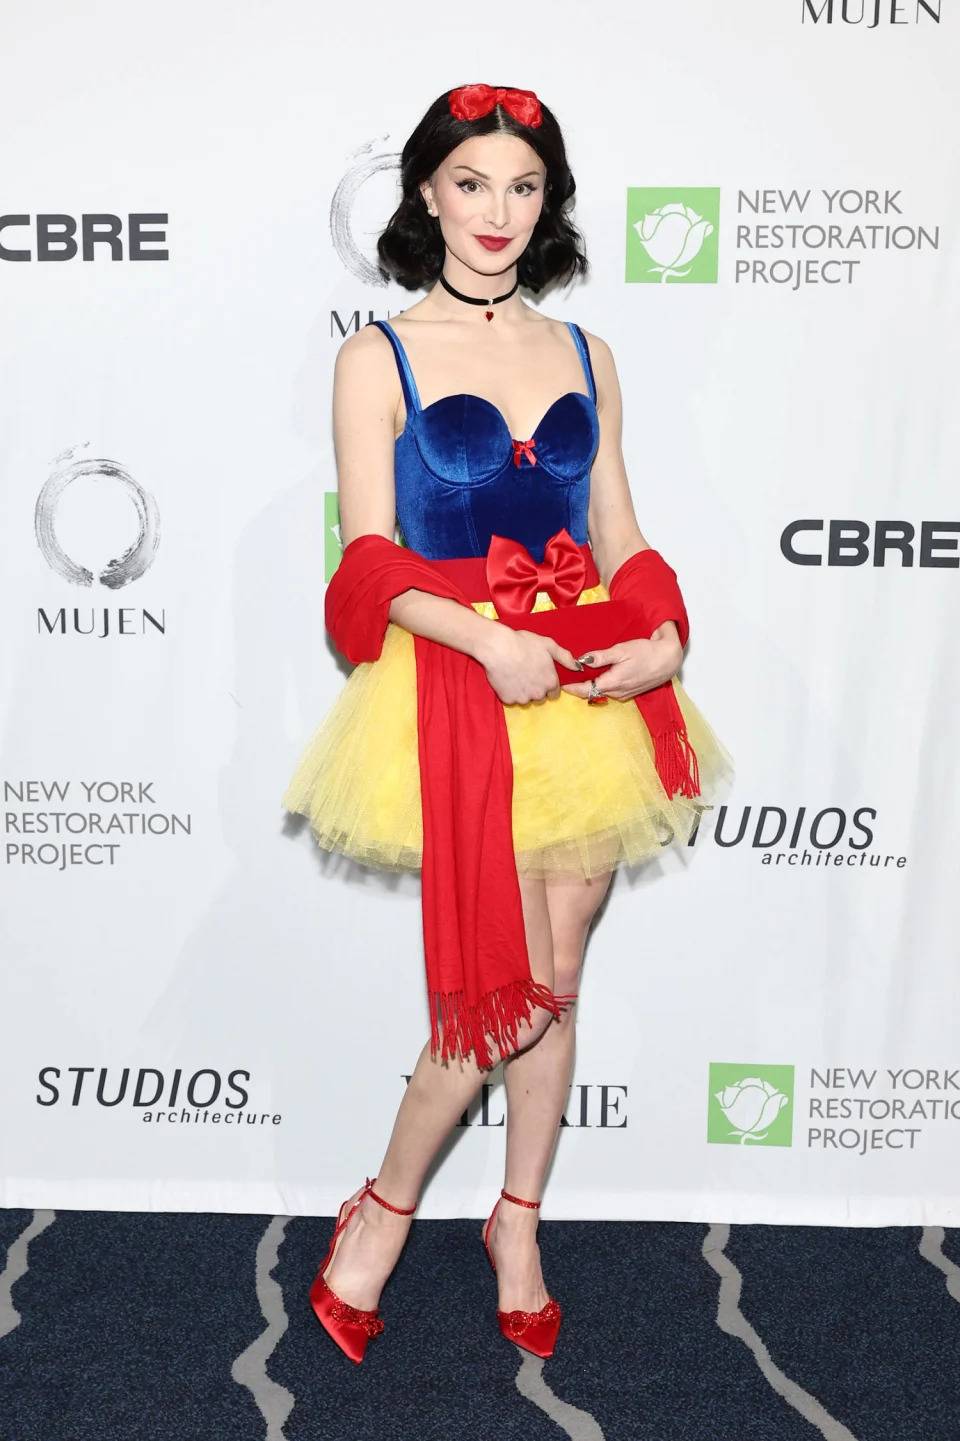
[
  {"left": 309, "top": 1267, "right": 384, "bottom": 1365},
  {"left": 497, "top": 1296, "right": 562, "bottom": 1358},
  {"left": 309, "top": 1175, "right": 416, "bottom": 1364},
  {"left": 482, "top": 1188, "right": 562, "bottom": 1359}
]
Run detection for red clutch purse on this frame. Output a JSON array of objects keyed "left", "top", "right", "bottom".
[{"left": 492, "top": 599, "right": 639, "bottom": 684}]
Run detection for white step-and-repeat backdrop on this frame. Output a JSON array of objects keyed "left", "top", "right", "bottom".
[{"left": 1, "top": 0, "right": 957, "bottom": 1224}]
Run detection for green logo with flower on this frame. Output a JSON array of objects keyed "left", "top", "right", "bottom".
[
  {"left": 626, "top": 188, "right": 719, "bottom": 283},
  {"left": 324, "top": 491, "right": 343, "bottom": 582},
  {"left": 708, "top": 1063, "right": 794, "bottom": 1146}
]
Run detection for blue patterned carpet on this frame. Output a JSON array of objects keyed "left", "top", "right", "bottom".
[{"left": 2, "top": 1208, "right": 960, "bottom": 1440}]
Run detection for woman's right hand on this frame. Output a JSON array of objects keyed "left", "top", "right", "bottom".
[{"left": 476, "top": 625, "right": 582, "bottom": 705}]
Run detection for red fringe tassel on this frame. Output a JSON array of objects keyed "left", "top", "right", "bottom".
[
  {"left": 653, "top": 724, "right": 701, "bottom": 800},
  {"left": 430, "top": 979, "right": 569, "bottom": 1070}
]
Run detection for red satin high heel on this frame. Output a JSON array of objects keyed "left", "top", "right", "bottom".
[
  {"left": 309, "top": 1175, "right": 416, "bottom": 1364},
  {"left": 482, "top": 1187, "right": 562, "bottom": 1358}
]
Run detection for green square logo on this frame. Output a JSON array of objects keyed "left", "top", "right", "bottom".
[
  {"left": 626, "top": 188, "right": 720, "bottom": 283},
  {"left": 324, "top": 491, "right": 342, "bottom": 582},
  {"left": 707, "top": 1063, "right": 794, "bottom": 1146}
]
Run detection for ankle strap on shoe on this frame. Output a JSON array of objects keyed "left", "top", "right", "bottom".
[
  {"left": 364, "top": 1176, "right": 416, "bottom": 1216},
  {"left": 500, "top": 1188, "right": 541, "bottom": 1209}
]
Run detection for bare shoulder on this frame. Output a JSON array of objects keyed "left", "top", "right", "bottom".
[
  {"left": 333, "top": 321, "right": 400, "bottom": 400},
  {"left": 575, "top": 325, "right": 615, "bottom": 370},
  {"left": 533, "top": 312, "right": 608, "bottom": 358},
  {"left": 335, "top": 319, "right": 392, "bottom": 370},
  {"left": 575, "top": 325, "right": 619, "bottom": 407},
  {"left": 539, "top": 315, "right": 616, "bottom": 372}
]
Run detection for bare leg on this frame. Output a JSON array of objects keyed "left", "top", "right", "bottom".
[
  {"left": 323, "top": 869, "right": 560, "bottom": 1312},
  {"left": 485, "top": 869, "right": 613, "bottom": 1313}
]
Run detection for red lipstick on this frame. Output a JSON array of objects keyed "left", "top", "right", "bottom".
[{"left": 475, "top": 235, "right": 511, "bottom": 251}]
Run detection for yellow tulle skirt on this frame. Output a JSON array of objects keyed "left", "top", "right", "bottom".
[{"left": 282, "top": 583, "right": 733, "bottom": 880}]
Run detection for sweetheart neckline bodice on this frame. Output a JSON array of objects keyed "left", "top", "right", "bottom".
[
  {"left": 371, "top": 316, "right": 598, "bottom": 562},
  {"left": 396, "top": 387, "right": 596, "bottom": 446}
]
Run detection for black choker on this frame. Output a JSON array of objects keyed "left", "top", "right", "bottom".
[{"left": 438, "top": 271, "right": 519, "bottom": 321}]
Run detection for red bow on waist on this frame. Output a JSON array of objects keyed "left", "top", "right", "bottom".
[{"left": 486, "top": 528, "right": 586, "bottom": 621}]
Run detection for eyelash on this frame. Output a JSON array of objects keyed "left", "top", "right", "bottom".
[{"left": 455, "top": 180, "right": 538, "bottom": 196}]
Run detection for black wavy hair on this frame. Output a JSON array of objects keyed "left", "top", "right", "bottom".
[{"left": 377, "top": 86, "right": 588, "bottom": 294}]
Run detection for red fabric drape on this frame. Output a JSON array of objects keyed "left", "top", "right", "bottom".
[
  {"left": 323, "top": 533, "right": 698, "bottom": 1066},
  {"left": 608, "top": 549, "right": 700, "bottom": 800},
  {"left": 325, "top": 535, "right": 560, "bottom": 1069}
]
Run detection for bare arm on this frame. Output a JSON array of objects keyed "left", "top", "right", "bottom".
[
  {"left": 332, "top": 326, "right": 580, "bottom": 703},
  {"left": 584, "top": 331, "right": 653, "bottom": 584},
  {"left": 333, "top": 326, "right": 491, "bottom": 654},
  {"left": 561, "top": 331, "right": 682, "bottom": 699}
]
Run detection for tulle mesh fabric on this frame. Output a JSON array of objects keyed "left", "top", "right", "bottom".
[{"left": 281, "top": 584, "right": 733, "bottom": 879}]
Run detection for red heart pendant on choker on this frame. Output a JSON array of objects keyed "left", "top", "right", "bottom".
[{"left": 438, "top": 270, "right": 519, "bottom": 320}]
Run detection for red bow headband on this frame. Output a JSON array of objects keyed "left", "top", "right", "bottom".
[{"left": 448, "top": 84, "right": 543, "bottom": 128}]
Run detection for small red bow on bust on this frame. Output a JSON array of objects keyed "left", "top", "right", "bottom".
[
  {"left": 512, "top": 437, "right": 537, "bottom": 467},
  {"left": 448, "top": 84, "right": 543, "bottom": 128},
  {"left": 486, "top": 528, "right": 586, "bottom": 620}
]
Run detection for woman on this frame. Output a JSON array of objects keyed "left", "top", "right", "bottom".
[{"left": 282, "top": 82, "right": 730, "bottom": 1365}]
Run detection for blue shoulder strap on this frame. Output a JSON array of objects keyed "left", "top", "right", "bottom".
[
  {"left": 370, "top": 320, "right": 422, "bottom": 414},
  {"left": 567, "top": 321, "right": 598, "bottom": 404}
]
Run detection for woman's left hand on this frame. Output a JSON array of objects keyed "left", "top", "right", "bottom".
[{"left": 560, "top": 629, "right": 684, "bottom": 702}]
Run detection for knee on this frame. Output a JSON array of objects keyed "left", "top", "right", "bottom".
[
  {"left": 551, "top": 902, "right": 603, "bottom": 996},
  {"left": 553, "top": 956, "right": 582, "bottom": 996},
  {"left": 548, "top": 939, "right": 584, "bottom": 1005},
  {"left": 547, "top": 876, "right": 611, "bottom": 986}
]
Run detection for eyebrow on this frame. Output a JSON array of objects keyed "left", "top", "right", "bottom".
[{"left": 450, "top": 165, "right": 541, "bottom": 181}]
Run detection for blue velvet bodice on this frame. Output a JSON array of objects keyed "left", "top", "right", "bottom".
[{"left": 372, "top": 319, "right": 599, "bottom": 564}]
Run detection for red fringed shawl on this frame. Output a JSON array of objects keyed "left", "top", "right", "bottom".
[
  {"left": 324, "top": 532, "right": 697, "bottom": 1068},
  {"left": 608, "top": 549, "right": 701, "bottom": 800}
]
